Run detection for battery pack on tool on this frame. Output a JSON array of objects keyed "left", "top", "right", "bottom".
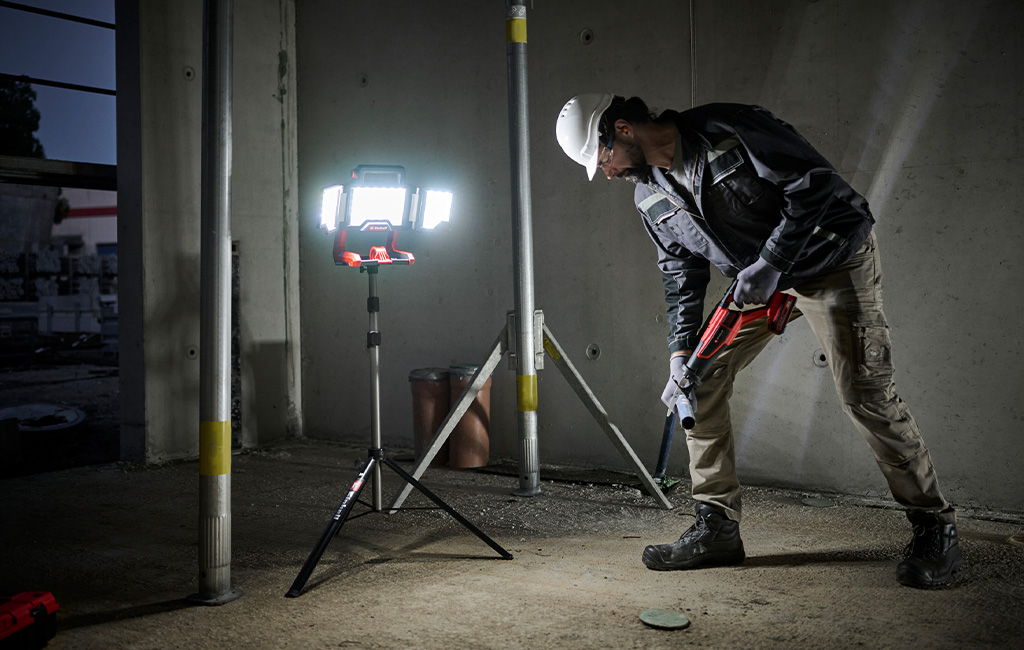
[
  {"left": 0, "top": 592, "right": 59, "bottom": 650},
  {"left": 763, "top": 290, "right": 798, "bottom": 334}
]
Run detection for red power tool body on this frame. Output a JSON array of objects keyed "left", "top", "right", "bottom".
[
  {"left": 655, "top": 279, "right": 797, "bottom": 483},
  {"left": 681, "top": 279, "right": 798, "bottom": 386}
]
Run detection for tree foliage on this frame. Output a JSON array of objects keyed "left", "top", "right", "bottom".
[{"left": 0, "top": 79, "right": 46, "bottom": 158}]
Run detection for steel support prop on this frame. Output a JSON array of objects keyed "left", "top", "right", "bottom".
[
  {"left": 505, "top": 2, "right": 541, "bottom": 497},
  {"left": 388, "top": 3, "right": 675, "bottom": 512},
  {"left": 191, "top": 0, "right": 241, "bottom": 606}
]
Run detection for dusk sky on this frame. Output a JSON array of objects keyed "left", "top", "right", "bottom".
[{"left": 0, "top": 0, "right": 116, "bottom": 164}]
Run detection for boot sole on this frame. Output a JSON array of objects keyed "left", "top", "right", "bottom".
[
  {"left": 642, "top": 549, "right": 745, "bottom": 571},
  {"left": 896, "top": 554, "right": 964, "bottom": 588}
]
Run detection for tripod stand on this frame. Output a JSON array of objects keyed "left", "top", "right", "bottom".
[
  {"left": 386, "top": 312, "right": 675, "bottom": 513},
  {"left": 286, "top": 254, "right": 512, "bottom": 599}
]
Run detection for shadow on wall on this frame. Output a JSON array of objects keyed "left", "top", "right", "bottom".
[
  {"left": 143, "top": 251, "right": 200, "bottom": 462},
  {"left": 242, "top": 340, "right": 291, "bottom": 447}
]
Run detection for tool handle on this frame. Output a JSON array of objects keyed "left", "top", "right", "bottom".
[{"left": 685, "top": 308, "right": 742, "bottom": 383}]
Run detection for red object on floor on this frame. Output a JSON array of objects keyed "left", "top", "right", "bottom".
[{"left": 0, "top": 592, "right": 59, "bottom": 649}]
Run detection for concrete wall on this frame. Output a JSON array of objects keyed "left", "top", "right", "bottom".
[
  {"left": 295, "top": 0, "right": 1023, "bottom": 515},
  {"left": 116, "top": 0, "right": 299, "bottom": 462},
  {"left": 693, "top": 0, "right": 1024, "bottom": 514}
]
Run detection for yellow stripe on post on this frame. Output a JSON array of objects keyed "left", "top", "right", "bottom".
[
  {"left": 517, "top": 374, "right": 538, "bottom": 411},
  {"left": 506, "top": 17, "right": 526, "bottom": 44},
  {"left": 200, "top": 420, "right": 231, "bottom": 476}
]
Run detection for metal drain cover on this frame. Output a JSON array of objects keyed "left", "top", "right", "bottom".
[
  {"left": 639, "top": 609, "right": 690, "bottom": 630},
  {"left": 0, "top": 404, "right": 86, "bottom": 431}
]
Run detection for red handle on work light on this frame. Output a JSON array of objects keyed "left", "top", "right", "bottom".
[{"left": 333, "top": 229, "right": 415, "bottom": 268}]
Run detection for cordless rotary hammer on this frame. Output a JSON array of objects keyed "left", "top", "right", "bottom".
[
  {"left": 680, "top": 279, "right": 797, "bottom": 388},
  {"left": 655, "top": 279, "right": 797, "bottom": 483}
]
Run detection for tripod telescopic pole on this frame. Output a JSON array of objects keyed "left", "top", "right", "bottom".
[{"left": 366, "top": 266, "right": 384, "bottom": 509}]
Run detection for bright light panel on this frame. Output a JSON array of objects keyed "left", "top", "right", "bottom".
[
  {"left": 421, "top": 190, "right": 453, "bottom": 230},
  {"left": 320, "top": 185, "right": 345, "bottom": 231},
  {"left": 349, "top": 186, "right": 407, "bottom": 228}
]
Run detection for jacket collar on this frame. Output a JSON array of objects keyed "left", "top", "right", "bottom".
[{"left": 646, "top": 116, "right": 707, "bottom": 217}]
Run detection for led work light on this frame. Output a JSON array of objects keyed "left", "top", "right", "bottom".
[
  {"left": 319, "top": 165, "right": 452, "bottom": 233},
  {"left": 319, "top": 165, "right": 452, "bottom": 267}
]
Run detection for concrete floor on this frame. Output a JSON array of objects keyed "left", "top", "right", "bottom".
[
  {"left": 0, "top": 363, "right": 119, "bottom": 479},
  {"left": 1, "top": 439, "right": 1022, "bottom": 650}
]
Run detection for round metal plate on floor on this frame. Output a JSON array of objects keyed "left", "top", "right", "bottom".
[
  {"left": 0, "top": 403, "right": 86, "bottom": 431},
  {"left": 639, "top": 609, "right": 690, "bottom": 630},
  {"left": 801, "top": 497, "right": 837, "bottom": 508}
]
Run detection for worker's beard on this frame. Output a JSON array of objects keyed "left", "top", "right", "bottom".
[
  {"left": 614, "top": 138, "right": 652, "bottom": 184},
  {"left": 619, "top": 165, "right": 652, "bottom": 184}
]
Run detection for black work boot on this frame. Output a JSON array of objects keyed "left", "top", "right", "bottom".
[
  {"left": 642, "top": 503, "right": 745, "bottom": 570},
  {"left": 896, "top": 511, "right": 963, "bottom": 588}
]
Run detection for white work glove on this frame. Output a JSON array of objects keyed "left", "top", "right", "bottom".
[
  {"left": 734, "top": 257, "right": 782, "bottom": 308},
  {"left": 660, "top": 354, "right": 690, "bottom": 410}
]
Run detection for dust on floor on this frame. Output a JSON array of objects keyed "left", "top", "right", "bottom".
[{"left": 1, "top": 440, "right": 1022, "bottom": 650}]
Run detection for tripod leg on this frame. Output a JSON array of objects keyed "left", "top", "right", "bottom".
[
  {"left": 383, "top": 456, "right": 513, "bottom": 560},
  {"left": 387, "top": 327, "right": 507, "bottom": 513},
  {"left": 541, "top": 324, "right": 673, "bottom": 509},
  {"left": 285, "top": 457, "right": 377, "bottom": 598}
]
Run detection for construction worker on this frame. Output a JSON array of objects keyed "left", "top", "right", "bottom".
[{"left": 555, "top": 94, "right": 961, "bottom": 588}]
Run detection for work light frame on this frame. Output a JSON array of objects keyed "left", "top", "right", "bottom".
[{"left": 319, "top": 165, "right": 452, "bottom": 267}]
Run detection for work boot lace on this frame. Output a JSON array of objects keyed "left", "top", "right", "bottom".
[
  {"left": 677, "top": 512, "right": 708, "bottom": 544},
  {"left": 904, "top": 524, "right": 942, "bottom": 560}
]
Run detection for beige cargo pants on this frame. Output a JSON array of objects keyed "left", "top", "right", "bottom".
[{"left": 687, "top": 231, "right": 954, "bottom": 524}]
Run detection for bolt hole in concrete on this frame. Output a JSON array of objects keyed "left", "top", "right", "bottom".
[
  {"left": 812, "top": 348, "right": 828, "bottom": 367},
  {"left": 586, "top": 343, "right": 601, "bottom": 360},
  {"left": 579, "top": 28, "right": 594, "bottom": 45}
]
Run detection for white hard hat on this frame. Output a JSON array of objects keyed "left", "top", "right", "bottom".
[{"left": 556, "top": 93, "right": 615, "bottom": 180}]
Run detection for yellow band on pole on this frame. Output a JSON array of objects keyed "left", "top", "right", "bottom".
[
  {"left": 517, "top": 374, "right": 538, "bottom": 411},
  {"left": 506, "top": 17, "right": 526, "bottom": 44},
  {"left": 199, "top": 420, "right": 231, "bottom": 476}
]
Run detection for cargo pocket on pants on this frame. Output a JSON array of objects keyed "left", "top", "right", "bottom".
[{"left": 851, "top": 312, "right": 894, "bottom": 388}]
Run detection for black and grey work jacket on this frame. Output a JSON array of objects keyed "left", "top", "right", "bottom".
[{"left": 633, "top": 104, "right": 874, "bottom": 355}]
